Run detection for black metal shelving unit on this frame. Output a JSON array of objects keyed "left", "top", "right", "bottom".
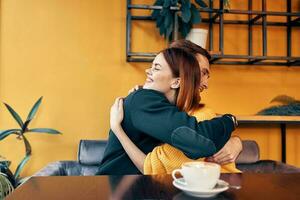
[{"left": 126, "top": 0, "right": 300, "bottom": 66}]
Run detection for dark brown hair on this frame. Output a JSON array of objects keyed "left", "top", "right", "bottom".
[
  {"left": 170, "top": 39, "right": 211, "bottom": 60},
  {"left": 161, "top": 48, "right": 201, "bottom": 113}
]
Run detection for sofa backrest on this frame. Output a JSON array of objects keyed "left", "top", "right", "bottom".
[
  {"left": 78, "top": 139, "right": 260, "bottom": 165},
  {"left": 78, "top": 140, "right": 107, "bottom": 165},
  {"left": 236, "top": 140, "right": 260, "bottom": 164}
]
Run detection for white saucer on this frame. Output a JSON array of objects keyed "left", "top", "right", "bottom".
[{"left": 172, "top": 178, "right": 229, "bottom": 198}]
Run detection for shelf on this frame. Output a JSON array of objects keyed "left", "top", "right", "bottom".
[
  {"left": 126, "top": 0, "right": 300, "bottom": 66},
  {"left": 237, "top": 115, "right": 300, "bottom": 124}
]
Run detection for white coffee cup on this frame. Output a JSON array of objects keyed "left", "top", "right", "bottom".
[{"left": 172, "top": 161, "right": 220, "bottom": 190}]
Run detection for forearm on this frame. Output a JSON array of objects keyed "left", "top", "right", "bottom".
[
  {"left": 113, "top": 126, "right": 146, "bottom": 174},
  {"left": 130, "top": 90, "right": 235, "bottom": 159}
]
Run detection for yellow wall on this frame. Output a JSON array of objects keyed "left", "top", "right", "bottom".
[{"left": 0, "top": 0, "right": 299, "bottom": 176}]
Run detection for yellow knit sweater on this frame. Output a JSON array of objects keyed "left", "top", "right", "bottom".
[{"left": 143, "top": 107, "right": 241, "bottom": 174}]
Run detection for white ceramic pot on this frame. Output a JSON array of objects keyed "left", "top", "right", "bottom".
[{"left": 185, "top": 28, "right": 208, "bottom": 48}]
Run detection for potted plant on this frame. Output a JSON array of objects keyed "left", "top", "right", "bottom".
[
  {"left": 151, "top": 0, "right": 230, "bottom": 46},
  {"left": 0, "top": 97, "right": 61, "bottom": 188},
  {"left": 257, "top": 95, "right": 300, "bottom": 116},
  {"left": 0, "top": 172, "right": 14, "bottom": 199}
]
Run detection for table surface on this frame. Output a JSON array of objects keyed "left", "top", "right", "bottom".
[{"left": 6, "top": 173, "right": 300, "bottom": 200}]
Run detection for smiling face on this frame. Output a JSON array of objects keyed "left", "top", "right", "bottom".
[
  {"left": 196, "top": 54, "right": 210, "bottom": 92},
  {"left": 143, "top": 53, "right": 179, "bottom": 95}
]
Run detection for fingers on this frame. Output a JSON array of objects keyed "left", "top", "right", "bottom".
[
  {"left": 118, "top": 98, "right": 123, "bottom": 111},
  {"left": 112, "top": 97, "right": 122, "bottom": 109},
  {"left": 128, "top": 85, "right": 142, "bottom": 94},
  {"left": 212, "top": 148, "right": 224, "bottom": 158},
  {"left": 210, "top": 152, "right": 237, "bottom": 165},
  {"left": 215, "top": 156, "right": 236, "bottom": 165}
]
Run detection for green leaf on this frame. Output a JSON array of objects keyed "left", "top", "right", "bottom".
[
  {"left": 171, "top": 0, "right": 178, "bottom": 5},
  {"left": 165, "top": 16, "right": 174, "bottom": 39},
  {"left": 163, "top": 0, "right": 171, "bottom": 8},
  {"left": 21, "top": 120, "right": 30, "bottom": 133},
  {"left": 0, "top": 129, "right": 20, "bottom": 140},
  {"left": 151, "top": 9, "right": 160, "bottom": 19},
  {"left": 191, "top": 4, "right": 201, "bottom": 24},
  {"left": 156, "top": 15, "right": 164, "bottom": 28},
  {"left": 195, "top": 0, "right": 208, "bottom": 7},
  {"left": 159, "top": 22, "right": 166, "bottom": 36},
  {"left": 270, "top": 95, "right": 297, "bottom": 105},
  {"left": 14, "top": 154, "right": 30, "bottom": 181},
  {"left": 23, "top": 136, "right": 31, "bottom": 156},
  {"left": 153, "top": 0, "right": 164, "bottom": 6},
  {"left": 180, "top": 2, "right": 191, "bottom": 23},
  {"left": 164, "top": 11, "right": 173, "bottom": 28},
  {"left": 3, "top": 103, "right": 24, "bottom": 128},
  {"left": 179, "top": 17, "right": 192, "bottom": 37},
  {"left": 151, "top": 0, "right": 164, "bottom": 19},
  {"left": 27, "top": 128, "right": 61, "bottom": 134},
  {"left": 25, "top": 96, "right": 43, "bottom": 123}
]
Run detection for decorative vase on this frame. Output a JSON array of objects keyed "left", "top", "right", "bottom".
[{"left": 185, "top": 28, "right": 208, "bottom": 49}]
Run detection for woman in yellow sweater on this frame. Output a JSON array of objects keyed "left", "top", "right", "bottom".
[{"left": 110, "top": 41, "right": 242, "bottom": 174}]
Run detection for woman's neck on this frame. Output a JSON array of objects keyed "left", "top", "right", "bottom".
[{"left": 165, "top": 90, "right": 177, "bottom": 105}]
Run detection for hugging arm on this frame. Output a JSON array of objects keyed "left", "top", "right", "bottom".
[
  {"left": 110, "top": 97, "right": 146, "bottom": 173},
  {"left": 130, "top": 90, "right": 236, "bottom": 159}
]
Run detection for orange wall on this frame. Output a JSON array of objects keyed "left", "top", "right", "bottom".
[{"left": 0, "top": 0, "right": 299, "bottom": 176}]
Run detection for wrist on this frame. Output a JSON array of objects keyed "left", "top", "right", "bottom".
[
  {"left": 111, "top": 124, "right": 122, "bottom": 133},
  {"left": 225, "top": 114, "right": 238, "bottom": 129}
]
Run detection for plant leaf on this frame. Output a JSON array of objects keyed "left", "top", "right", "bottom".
[
  {"left": 270, "top": 95, "right": 297, "bottom": 105},
  {"left": 21, "top": 120, "right": 31, "bottom": 133},
  {"left": 23, "top": 135, "right": 32, "bottom": 156},
  {"left": 3, "top": 103, "right": 24, "bottom": 128},
  {"left": 180, "top": 2, "right": 191, "bottom": 23},
  {"left": 195, "top": 0, "right": 208, "bottom": 7},
  {"left": 159, "top": 20, "right": 166, "bottom": 36},
  {"left": 165, "top": 13, "right": 174, "bottom": 40},
  {"left": 14, "top": 154, "right": 30, "bottom": 181},
  {"left": 151, "top": 0, "right": 164, "bottom": 19},
  {"left": 0, "top": 129, "right": 20, "bottom": 140},
  {"left": 25, "top": 96, "right": 43, "bottom": 123},
  {"left": 164, "top": 10, "right": 173, "bottom": 28},
  {"left": 163, "top": 0, "right": 171, "bottom": 8},
  {"left": 27, "top": 128, "right": 61, "bottom": 134},
  {"left": 151, "top": 9, "right": 160, "bottom": 19},
  {"left": 179, "top": 17, "right": 192, "bottom": 38},
  {"left": 191, "top": 4, "right": 201, "bottom": 24}
]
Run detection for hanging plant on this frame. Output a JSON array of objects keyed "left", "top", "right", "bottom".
[{"left": 151, "top": 0, "right": 230, "bottom": 40}]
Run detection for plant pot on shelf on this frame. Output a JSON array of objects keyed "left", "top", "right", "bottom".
[{"left": 185, "top": 28, "right": 208, "bottom": 49}]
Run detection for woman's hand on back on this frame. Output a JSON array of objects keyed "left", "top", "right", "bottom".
[
  {"left": 110, "top": 97, "right": 124, "bottom": 133},
  {"left": 128, "top": 85, "right": 143, "bottom": 94}
]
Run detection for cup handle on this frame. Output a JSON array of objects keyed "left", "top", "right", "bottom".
[{"left": 172, "top": 169, "right": 182, "bottom": 181}]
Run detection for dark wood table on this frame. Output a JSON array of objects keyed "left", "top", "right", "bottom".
[{"left": 6, "top": 173, "right": 300, "bottom": 200}]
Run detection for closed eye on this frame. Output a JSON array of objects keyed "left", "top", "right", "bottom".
[{"left": 153, "top": 63, "right": 162, "bottom": 71}]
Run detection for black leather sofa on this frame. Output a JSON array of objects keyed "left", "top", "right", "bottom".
[{"left": 33, "top": 140, "right": 300, "bottom": 176}]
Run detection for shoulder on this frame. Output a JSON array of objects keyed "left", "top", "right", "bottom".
[{"left": 128, "top": 89, "right": 169, "bottom": 106}]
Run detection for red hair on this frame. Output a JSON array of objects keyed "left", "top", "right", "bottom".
[{"left": 161, "top": 48, "right": 201, "bottom": 113}]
